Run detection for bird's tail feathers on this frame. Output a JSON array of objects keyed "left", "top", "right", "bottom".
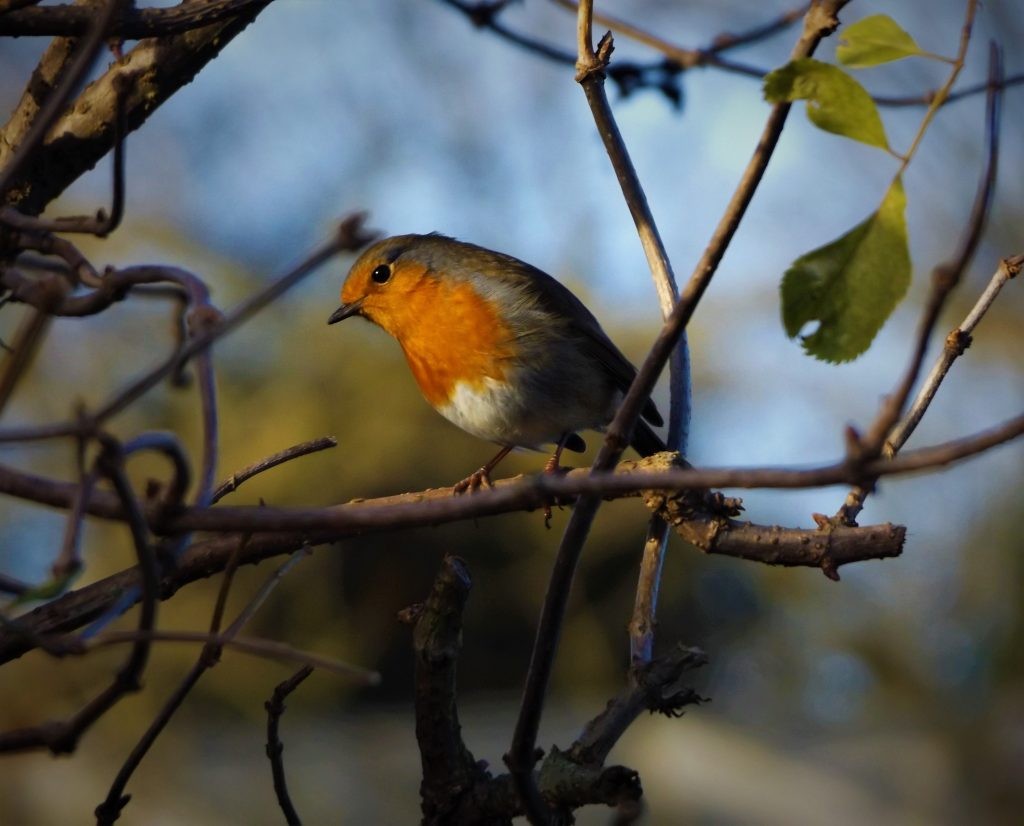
[{"left": 630, "top": 418, "right": 667, "bottom": 458}]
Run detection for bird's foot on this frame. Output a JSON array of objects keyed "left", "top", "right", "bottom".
[
  {"left": 542, "top": 454, "right": 566, "bottom": 476},
  {"left": 541, "top": 457, "right": 570, "bottom": 527},
  {"left": 452, "top": 466, "right": 494, "bottom": 496}
]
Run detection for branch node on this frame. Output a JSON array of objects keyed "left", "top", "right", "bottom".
[
  {"left": 575, "top": 31, "right": 613, "bottom": 83},
  {"left": 945, "top": 328, "right": 972, "bottom": 357}
]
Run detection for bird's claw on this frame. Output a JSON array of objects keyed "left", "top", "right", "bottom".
[
  {"left": 542, "top": 455, "right": 565, "bottom": 476},
  {"left": 452, "top": 466, "right": 493, "bottom": 496},
  {"left": 541, "top": 457, "right": 569, "bottom": 527}
]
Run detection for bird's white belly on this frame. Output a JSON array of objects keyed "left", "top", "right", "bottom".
[{"left": 438, "top": 378, "right": 550, "bottom": 448}]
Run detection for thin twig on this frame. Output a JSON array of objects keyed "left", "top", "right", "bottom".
[
  {"left": 858, "top": 2, "right": 981, "bottom": 458},
  {"left": 1, "top": 263, "right": 208, "bottom": 317},
  {"left": 553, "top": 0, "right": 807, "bottom": 68},
  {"left": 211, "top": 437, "right": 338, "bottom": 504},
  {"left": 0, "top": 436, "right": 159, "bottom": 755},
  {"left": 629, "top": 525, "right": 670, "bottom": 664},
  {"left": 93, "top": 538, "right": 306, "bottom": 825},
  {"left": 886, "top": 254, "right": 1021, "bottom": 456},
  {"left": 839, "top": 39, "right": 1003, "bottom": 525},
  {"left": 6, "top": 232, "right": 100, "bottom": 285},
  {"left": 192, "top": 347, "right": 219, "bottom": 508},
  {"left": 96, "top": 539, "right": 251, "bottom": 824},
  {"left": 0, "top": 214, "right": 378, "bottom": 443},
  {"left": 875, "top": 72, "right": 1024, "bottom": 108},
  {"left": 51, "top": 431, "right": 95, "bottom": 580},
  {"left": 437, "top": 0, "right": 692, "bottom": 104},
  {"left": 265, "top": 665, "right": 314, "bottom": 826},
  {"left": 88, "top": 630, "right": 376, "bottom": 681},
  {"left": 0, "top": 306, "right": 55, "bottom": 414}
]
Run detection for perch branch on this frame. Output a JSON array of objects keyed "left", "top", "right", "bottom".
[{"left": 3, "top": 413, "right": 1023, "bottom": 665}]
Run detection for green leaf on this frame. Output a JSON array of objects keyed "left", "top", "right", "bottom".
[
  {"left": 781, "top": 177, "right": 911, "bottom": 362},
  {"left": 837, "top": 15, "right": 924, "bottom": 68},
  {"left": 764, "top": 58, "right": 889, "bottom": 150}
]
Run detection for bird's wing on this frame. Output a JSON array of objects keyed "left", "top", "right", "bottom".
[{"left": 512, "top": 263, "right": 664, "bottom": 428}]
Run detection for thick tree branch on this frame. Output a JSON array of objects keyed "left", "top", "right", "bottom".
[
  {"left": 1, "top": 1, "right": 274, "bottom": 216},
  {"left": 404, "top": 556, "right": 492, "bottom": 824},
  {"left": 3, "top": 407, "right": 1020, "bottom": 666},
  {"left": 0, "top": 0, "right": 272, "bottom": 41},
  {"left": 404, "top": 557, "right": 702, "bottom": 823},
  {"left": 0, "top": 0, "right": 122, "bottom": 206}
]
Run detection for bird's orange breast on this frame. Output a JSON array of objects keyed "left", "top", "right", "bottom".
[{"left": 367, "top": 272, "right": 516, "bottom": 408}]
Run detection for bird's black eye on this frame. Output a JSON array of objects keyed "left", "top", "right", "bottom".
[{"left": 371, "top": 264, "right": 391, "bottom": 284}]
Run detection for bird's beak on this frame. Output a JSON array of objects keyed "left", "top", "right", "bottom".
[{"left": 327, "top": 298, "right": 364, "bottom": 325}]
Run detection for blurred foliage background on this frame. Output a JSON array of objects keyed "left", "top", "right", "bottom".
[{"left": 0, "top": 1, "right": 1022, "bottom": 823}]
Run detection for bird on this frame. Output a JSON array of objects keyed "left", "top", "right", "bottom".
[{"left": 328, "top": 233, "right": 665, "bottom": 494}]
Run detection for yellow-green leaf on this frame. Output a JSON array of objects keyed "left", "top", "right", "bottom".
[
  {"left": 764, "top": 58, "right": 889, "bottom": 150},
  {"left": 837, "top": 15, "right": 924, "bottom": 68},
  {"left": 781, "top": 177, "right": 911, "bottom": 362}
]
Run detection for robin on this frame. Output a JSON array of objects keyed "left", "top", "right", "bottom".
[{"left": 328, "top": 233, "right": 665, "bottom": 493}]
